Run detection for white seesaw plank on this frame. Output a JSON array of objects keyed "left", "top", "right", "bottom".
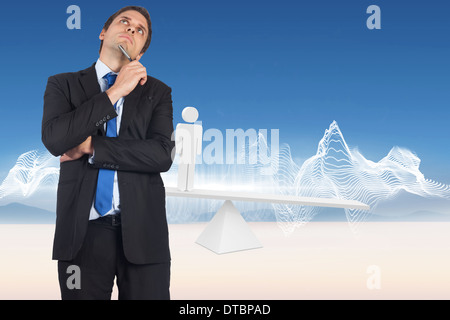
[
  {"left": 165, "top": 187, "right": 370, "bottom": 254},
  {"left": 165, "top": 187, "right": 370, "bottom": 211}
]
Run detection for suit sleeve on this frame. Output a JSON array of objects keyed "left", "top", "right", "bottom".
[
  {"left": 41, "top": 75, "right": 117, "bottom": 157},
  {"left": 90, "top": 86, "right": 175, "bottom": 173}
]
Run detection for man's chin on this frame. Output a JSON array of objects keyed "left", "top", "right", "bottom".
[{"left": 115, "top": 41, "right": 127, "bottom": 50}]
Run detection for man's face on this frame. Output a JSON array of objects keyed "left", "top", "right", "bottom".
[{"left": 99, "top": 10, "right": 149, "bottom": 59}]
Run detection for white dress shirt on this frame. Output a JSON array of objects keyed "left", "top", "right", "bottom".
[{"left": 89, "top": 58, "right": 124, "bottom": 220}]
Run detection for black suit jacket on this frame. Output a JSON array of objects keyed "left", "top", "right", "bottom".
[{"left": 42, "top": 63, "right": 175, "bottom": 264}]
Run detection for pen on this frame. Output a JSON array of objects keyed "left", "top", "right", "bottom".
[{"left": 118, "top": 45, "right": 132, "bottom": 61}]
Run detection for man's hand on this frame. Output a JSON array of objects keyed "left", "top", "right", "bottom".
[
  {"left": 106, "top": 54, "right": 147, "bottom": 105},
  {"left": 60, "top": 136, "right": 94, "bottom": 163}
]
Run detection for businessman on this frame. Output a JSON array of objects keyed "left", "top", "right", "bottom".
[{"left": 42, "top": 6, "right": 174, "bottom": 299}]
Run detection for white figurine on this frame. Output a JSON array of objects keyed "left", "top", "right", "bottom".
[{"left": 176, "top": 107, "right": 203, "bottom": 191}]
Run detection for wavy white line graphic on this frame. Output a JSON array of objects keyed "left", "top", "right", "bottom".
[
  {"left": 272, "top": 121, "right": 450, "bottom": 234},
  {"left": 0, "top": 150, "right": 59, "bottom": 213},
  {"left": 0, "top": 121, "right": 449, "bottom": 233},
  {"left": 0, "top": 150, "right": 59, "bottom": 202}
]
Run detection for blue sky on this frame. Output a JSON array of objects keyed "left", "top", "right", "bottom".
[{"left": 0, "top": 0, "right": 449, "bottom": 183}]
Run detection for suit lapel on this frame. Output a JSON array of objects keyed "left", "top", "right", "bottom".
[
  {"left": 79, "top": 63, "right": 101, "bottom": 101},
  {"left": 78, "top": 63, "right": 105, "bottom": 135},
  {"left": 119, "top": 83, "right": 144, "bottom": 135}
]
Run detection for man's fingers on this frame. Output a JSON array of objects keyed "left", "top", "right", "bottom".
[
  {"left": 138, "top": 70, "right": 147, "bottom": 85},
  {"left": 123, "top": 64, "right": 143, "bottom": 71},
  {"left": 126, "top": 61, "right": 143, "bottom": 67},
  {"left": 131, "top": 67, "right": 147, "bottom": 85},
  {"left": 115, "top": 58, "right": 148, "bottom": 94},
  {"left": 121, "top": 63, "right": 146, "bottom": 74}
]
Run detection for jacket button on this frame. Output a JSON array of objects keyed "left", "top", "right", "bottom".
[
  {"left": 107, "top": 115, "right": 110, "bottom": 120},
  {"left": 95, "top": 122, "right": 99, "bottom": 127}
]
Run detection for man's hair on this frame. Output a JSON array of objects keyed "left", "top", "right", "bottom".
[{"left": 99, "top": 6, "right": 152, "bottom": 54}]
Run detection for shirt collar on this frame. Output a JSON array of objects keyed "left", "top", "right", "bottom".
[{"left": 95, "top": 58, "right": 118, "bottom": 82}]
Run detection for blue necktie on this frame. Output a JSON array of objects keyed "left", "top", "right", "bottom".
[{"left": 94, "top": 72, "right": 118, "bottom": 216}]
